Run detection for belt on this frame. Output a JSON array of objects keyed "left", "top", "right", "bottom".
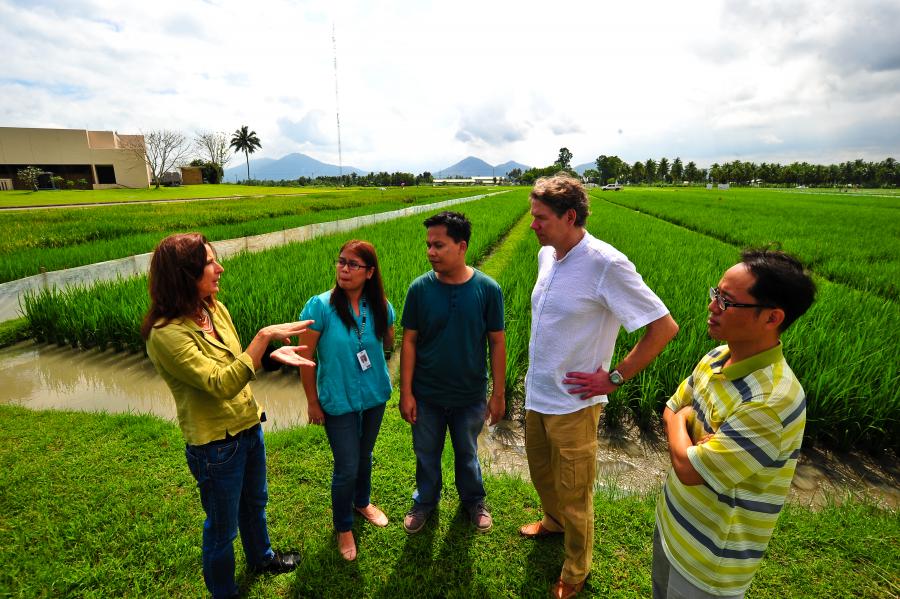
[{"left": 206, "top": 423, "right": 260, "bottom": 446}]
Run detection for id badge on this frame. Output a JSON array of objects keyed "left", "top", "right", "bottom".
[{"left": 356, "top": 349, "right": 372, "bottom": 371}]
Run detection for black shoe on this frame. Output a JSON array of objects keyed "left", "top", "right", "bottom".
[{"left": 252, "top": 550, "right": 300, "bottom": 574}]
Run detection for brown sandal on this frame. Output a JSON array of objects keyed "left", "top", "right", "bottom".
[
  {"left": 550, "top": 577, "right": 585, "bottom": 599},
  {"left": 519, "top": 521, "right": 563, "bottom": 539},
  {"left": 337, "top": 531, "right": 357, "bottom": 561}
]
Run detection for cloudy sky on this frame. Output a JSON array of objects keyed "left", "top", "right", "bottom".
[{"left": 1, "top": 0, "right": 898, "bottom": 173}]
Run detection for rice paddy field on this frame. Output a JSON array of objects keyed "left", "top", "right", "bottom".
[
  {"left": 0, "top": 185, "right": 500, "bottom": 283},
  {"left": 19, "top": 186, "right": 900, "bottom": 452},
  {"left": 0, "top": 183, "right": 342, "bottom": 208},
  {"left": 22, "top": 189, "right": 532, "bottom": 352},
  {"left": 591, "top": 193, "right": 899, "bottom": 451},
  {"left": 601, "top": 187, "right": 900, "bottom": 300}
]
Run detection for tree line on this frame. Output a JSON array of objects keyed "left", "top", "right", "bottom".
[
  {"left": 508, "top": 149, "right": 899, "bottom": 188},
  {"left": 239, "top": 171, "right": 435, "bottom": 188},
  {"left": 136, "top": 132, "right": 900, "bottom": 190},
  {"left": 134, "top": 127, "right": 439, "bottom": 189}
]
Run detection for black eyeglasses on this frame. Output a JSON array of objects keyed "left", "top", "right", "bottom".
[
  {"left": 336, "top": 258, "right": 367, "bottom": 271},
  {"left": 709, "top": 287, "right": 774, "bottom": 311}
]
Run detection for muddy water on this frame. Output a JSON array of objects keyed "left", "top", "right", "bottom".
[
  {"left": 479, "top": 415, "right": 900, "bottom": 510},
  {"left": 0, "top": 343, "right": 310, "bottom": 429},
  {"left": 3, "top": 342, "right": 898, "bottom": 510}
]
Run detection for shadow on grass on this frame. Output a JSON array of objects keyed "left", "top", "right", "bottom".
[
  {"left": 371, "top": 510, "right": 438, "bottom": 599},
  {"left": 280, "top": 524, "right": 362, "bottom": 598},
  {"left": 433, "top": 506, "right": 480, "bottom": 598},
  {"left": 520, "top": 533, "right": 568, "bottom": 599}
]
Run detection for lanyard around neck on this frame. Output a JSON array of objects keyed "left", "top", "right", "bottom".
[{"left": 353, "top": 298, "right": 367, "bottom": 350}]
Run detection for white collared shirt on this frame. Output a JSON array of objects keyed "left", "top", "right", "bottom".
[{"left": 525, "top": 232, "right": 669, "bottom": 415}]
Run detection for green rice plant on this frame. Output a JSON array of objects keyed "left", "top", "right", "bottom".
[
  {"left": 0, "top": 183, "right": 506, "bottom": 208},
  {"left": 22, "top": 186, "right": 900, "bottom": 449},
  {"left": 589, "top": 200, "right": 900, "bottom": 450},
  {"left": 219, "top": 189, "right": 532, "bottom": 346},
  {"left": 23, "top": 191, "right": 531, "bottom": 355},
  {"left": 0, "top": 317, "right": 28, "bottom": 347},
  {"left": 480, "top": 192, "right": 899, "bottom": 449},
  {"left": 0, "top": 186, "right": 498, "bottom": 283},
  {"left": 600, "top": 187, "right": 900, "bottom": 301},
  {"left": 479, "top": 211, "right": 540, "bottom": 413}
]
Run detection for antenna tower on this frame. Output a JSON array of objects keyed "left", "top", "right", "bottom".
[{"left": 332, "top": 23, "right": 344, "bottom": 181}]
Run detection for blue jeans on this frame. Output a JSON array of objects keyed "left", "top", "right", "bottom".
[
  {"left": 185, "top": 424, "right": 274, "bottom": 599},
  {"left": 323, "top": 403, "right": 386, "bottom": 531},
  {"left": 411, "top": 398, "right": 486, "bottom": 511}
]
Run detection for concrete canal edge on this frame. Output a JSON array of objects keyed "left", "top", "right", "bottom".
[{"left": 0, "top": 190, "right": 510, "bottom": 322}]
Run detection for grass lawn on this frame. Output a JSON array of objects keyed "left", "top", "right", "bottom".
[
  {"left": 1, "top": 403, "right": 896, "bottom": 598},
  {"left": 0, "top": 184, "right": 338, "bottom": 208}
]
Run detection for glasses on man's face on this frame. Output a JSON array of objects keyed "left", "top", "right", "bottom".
[
  {"left": 709, "top": 287, "right": 773, "bottom": 311},
  {"left": 336, "top": 257, "right": 367, "bottom": 271}
]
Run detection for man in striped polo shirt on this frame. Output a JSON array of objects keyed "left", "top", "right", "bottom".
[{"left": 654, "top": 249, "right": 816, "bottom": 598}]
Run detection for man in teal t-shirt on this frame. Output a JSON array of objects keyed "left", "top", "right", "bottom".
[{"left": 400, "top": 211, "right": 506, "bottom": 534}]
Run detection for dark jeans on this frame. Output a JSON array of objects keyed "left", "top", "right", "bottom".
[
  {"left": 411, "top": 398, "right": 486, "bottom": 511},
  {"left": 323, "top": 403, "right": 387, "bottom": 531},
  {"left": 185, "top": 424, "right": 274, "bottom": 599}
]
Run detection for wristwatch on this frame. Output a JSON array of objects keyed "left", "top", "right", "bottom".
[{"left": 609, "top": 369, "right": 625, "bottom": 386}]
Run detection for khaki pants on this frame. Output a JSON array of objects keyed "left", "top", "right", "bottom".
[{"left": 525, "top": 404, "right": 602, "bottom": 584}]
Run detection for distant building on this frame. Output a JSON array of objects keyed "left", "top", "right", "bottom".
[
  {"left": 433, "top": 176, "right": 506, "bottom": 186},
  {"left": 0, "top": 127, "right": 151, "bottom": 190},
  {"left": 155, "top": 171, "right": 183, "bottom": 186},
  {"left": 433, "top": 178, "right": 472, "bottom": 186},
  {"left": 179, "top": 166, "right": 203, "bottom": 185}
]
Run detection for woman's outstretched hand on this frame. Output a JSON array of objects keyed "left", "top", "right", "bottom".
[
  {"left": 261, "top": 320, "right": 314, "bottom": 344},
  {"left": 269, "top": 345, "right": 316, "bottom": 367}
]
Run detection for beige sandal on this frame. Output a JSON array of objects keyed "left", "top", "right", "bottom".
[{"left": 355, "top": 504, "right": 389, "bottom": 527}]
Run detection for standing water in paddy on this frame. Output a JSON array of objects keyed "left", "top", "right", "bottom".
[
  {"left": 0, "top": 342, "right": 310, "bottom": 430},
  {"left": 2, "top": 340, "right": 897, "bottom": 511}
]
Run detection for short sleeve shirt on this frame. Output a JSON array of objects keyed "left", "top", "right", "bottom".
[
  {"left": 401, "top": 269, "right": 504, "bottom": 407},
  {"left": 656, "top": 343, "right": 806, "bottom": 596},
  {"left": 300, "top": 290, "right": 395, "bottom": 416},
  {"left": 526, "top": 232, "right": 669, "bottom": 414}
]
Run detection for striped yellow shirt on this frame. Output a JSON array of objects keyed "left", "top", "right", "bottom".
[{"left": 655, "top": 343, "right": 805, "bottom": 596}]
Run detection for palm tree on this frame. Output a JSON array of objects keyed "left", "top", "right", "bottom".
[{"left": 229, "top": 125, "right": 262, "bottom": 182}]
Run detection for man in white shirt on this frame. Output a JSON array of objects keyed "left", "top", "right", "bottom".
[{"left": 520, "top": 175, "right": 679, "bottom": 599}]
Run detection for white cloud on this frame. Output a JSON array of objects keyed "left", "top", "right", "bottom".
[
  {"left": 0, "top": 0, "right": 897, "bottom": 172},
  {"left": 279, "top": 111, "right": 333, "bottom": 147},
  {"left": 455, "top": 102, "right": 531, "bottom": 146}
]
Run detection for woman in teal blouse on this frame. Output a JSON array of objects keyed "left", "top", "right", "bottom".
[{"left": 299, "top": 239, "right": 395, "bottom": 561}]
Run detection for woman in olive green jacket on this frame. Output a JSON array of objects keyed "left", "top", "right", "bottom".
[{"left": 142, "top": 232, "right": 313, "bottom": 599}]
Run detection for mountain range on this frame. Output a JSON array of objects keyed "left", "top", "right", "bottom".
[
  {"left": 574, "top": 162, "right": 594, "bottom": 175},
  {"left": 224, "top": 153, "right": 367, "bottom": 182},
  {"left": 223, "top": 153, "right": 534, "bottom": 181},
  {"left": 433, "top": 156, "right": 532, "bottom": 178}
]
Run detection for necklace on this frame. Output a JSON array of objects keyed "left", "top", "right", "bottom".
[{"left": 194, "top": 308, "right": 214, "bottom": 335}]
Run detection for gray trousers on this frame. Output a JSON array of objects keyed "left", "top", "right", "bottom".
[{"left": 652, "top": 526, "right": 745, "bottom": 599}]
